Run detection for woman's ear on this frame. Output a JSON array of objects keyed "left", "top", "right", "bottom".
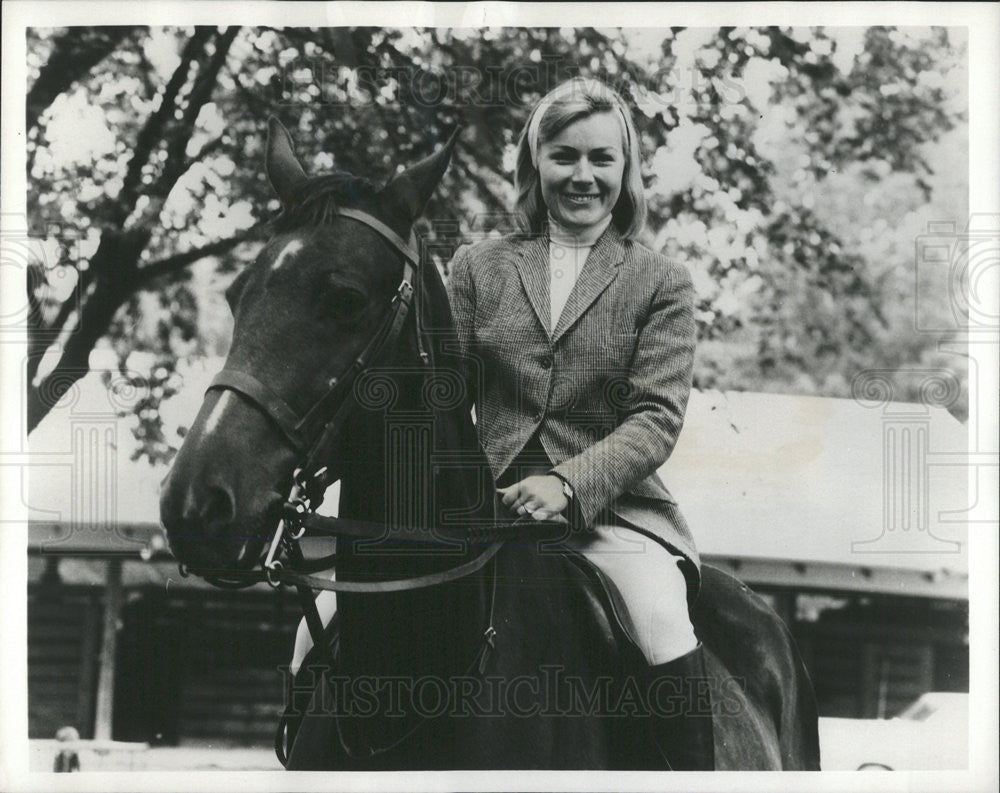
[
  {"left": 382, "top": 127, "right": 462, "bottom": 223},
  {"left": 265, "top": 117, "right": 308, "bottom": 205}
]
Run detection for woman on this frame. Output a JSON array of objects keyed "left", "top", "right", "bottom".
[{"left": 446, "top": 77, "right": 712, "bottom": 770}]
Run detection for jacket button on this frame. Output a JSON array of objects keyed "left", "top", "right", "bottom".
[
  {"left": 540, "top": 355, "right": 552, "bottom": 369},
  {"left": 534, "top": 411, "right": 543, "bottom": 422}
]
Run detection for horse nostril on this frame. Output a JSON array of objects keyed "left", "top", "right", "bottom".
[
  {"left": 181, "top": 484, "right": 236, "bottom": 538},
  {"left": 201, "top": 484, "right": 236, "bottom": 531}
]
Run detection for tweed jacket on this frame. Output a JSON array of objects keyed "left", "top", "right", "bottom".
[{"left": 446, "top": 223, "right": 700, "bottom": 573}]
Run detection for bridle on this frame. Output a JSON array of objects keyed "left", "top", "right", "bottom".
[{"left": 189, "top": 207, "right": 523, "bottom": 597}]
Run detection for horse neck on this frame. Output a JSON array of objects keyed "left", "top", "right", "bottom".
[
  {"left": 337, "top": 284, "right": 494, "bottom": 534},
  {"left": 337, "top": 374, "right": 493, "bottom": 531},
  {"left": 334, "top": 345, "right": 494, "bottom": 679}
]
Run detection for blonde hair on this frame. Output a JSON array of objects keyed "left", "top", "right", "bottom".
[{"left": 514, "top": 77, "right": 646, "bottom": 238}]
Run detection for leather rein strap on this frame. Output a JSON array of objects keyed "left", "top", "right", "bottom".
[
  {"left": 274, "top": 512, "right": 567, "bottom": 594},
  {"left": 279, "top": 541, "right": 505, "bottom": 594}
]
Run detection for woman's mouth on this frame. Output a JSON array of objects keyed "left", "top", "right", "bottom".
[{"left": 565, "top": 193, "right": 600, "bottom": 205}]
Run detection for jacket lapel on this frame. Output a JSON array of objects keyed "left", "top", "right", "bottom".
[
  {"left": 514, "top": 234, "right": 552, "bottom": 339},
  {"left": 551, "top": 225, "right": 625, "bottom": 343}
]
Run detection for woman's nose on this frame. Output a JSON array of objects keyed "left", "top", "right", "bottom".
[{"left": 571, "top": 158, "right": 594, "bottom": 184}]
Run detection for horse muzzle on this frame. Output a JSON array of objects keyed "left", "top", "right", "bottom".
[
  {"left": 159, "top": 387, "right": 297, "bottom": 575},
  {"left": 159, "top": 465, "right": 284, "bottom": 574}
]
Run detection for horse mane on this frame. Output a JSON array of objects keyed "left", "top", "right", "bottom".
[{"left": 270, "top": 172, "right": 381, "bottom": 232}]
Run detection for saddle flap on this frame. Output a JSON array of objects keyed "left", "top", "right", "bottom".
[{"left": 559, "top": 547, "right": 644, "bottom": 662}]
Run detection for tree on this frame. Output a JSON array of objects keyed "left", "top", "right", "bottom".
[
  {"left": 26, "top": 26, "right": 250, "bottom": 436},
  {"left": 25, "top": 26, "right": 966, "bottom": 462}
]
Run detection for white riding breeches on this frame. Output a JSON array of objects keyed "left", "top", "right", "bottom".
[{"left": 562, "top": 523, "right": 699, "bottom": 665}]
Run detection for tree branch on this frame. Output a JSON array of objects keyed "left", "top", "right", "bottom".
[
  {"left": 26, "top": 261, "right": 99, "bottom": 386},
  {"left": 27, "top": 220, "right": 258, "bottom": 430},
  {"left": 27, "top": 27, "right": 139, "bottom": 131},
  {"left": 25, "top": 264, "right": 49, "bottom": 386},
  {"left": 168, "top": 28, "right": 240, "bottom": 158},
  {"left": 118, "top": 28, "right": 213, "bottom": 217},
  {"left": 135, "top": 226, "right": 263, "bottom": 288},
  {"left": 149, "top": 28, "right": 241, "bottom": 205},
  {"left": 146, "top": 135, "right": 226, "bottom": 208},
  {"left": 26, "top": 263, "right": 44, "bottom": 329},
  {"left": 324, "top": 28, "right": 363, "bottom": 70},
  {"left": 27, "top": 228, "right": 151, "bottom": 433},
  {"left": 28, "top": 297, "right": 73, "bottom": 387}
]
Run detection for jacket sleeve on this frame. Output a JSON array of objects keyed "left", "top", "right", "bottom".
[
  {"left": 551, "top": 262, "right": 696, "bottom": 527},
  {"left": 444, "top": 244, "right": 478, "bottom": 409}
]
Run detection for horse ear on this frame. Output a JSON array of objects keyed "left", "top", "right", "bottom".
[
  {"left": 265, "top": 117, "right": 308, "bottom": 204},
  {"left": 383, "top": 126, "right": 462, "bottom": 222}
]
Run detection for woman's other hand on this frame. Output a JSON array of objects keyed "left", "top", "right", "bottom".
[{"left": 497, "top": 475, "right": 569, "bottom": 521}]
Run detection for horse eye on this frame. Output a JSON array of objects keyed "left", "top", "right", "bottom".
[{"left": 327, "top": 288, "right": 367, "bottom": 319}]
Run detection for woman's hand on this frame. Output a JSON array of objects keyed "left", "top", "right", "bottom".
[{"left": 497, "top": 475, "right": 569, "bottom": 521}]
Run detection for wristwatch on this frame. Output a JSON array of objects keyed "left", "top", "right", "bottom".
[
  {"left": 549, "top": 473, "right": 578, "bottom": 524},
  {"left": 550, "top": 473, "right": 574, "bottom": 502},
  {"left": 560, "top": 478, "right": 574, "bottom": 502}
]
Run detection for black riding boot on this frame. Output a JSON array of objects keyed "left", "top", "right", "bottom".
[{"left": 642, "top": 643, "right": 716, "bottom": 771}]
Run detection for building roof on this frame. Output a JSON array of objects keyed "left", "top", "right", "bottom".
[
  {"left": 662, "top": 389, "right": 968, "bottom": 575},
  {"left": 26, "top": 363, "right": 969, "bottom": 595}
]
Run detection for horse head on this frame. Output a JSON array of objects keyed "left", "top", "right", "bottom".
[{"left": 159, "top": 117, "right": 460, "bottom": 576}]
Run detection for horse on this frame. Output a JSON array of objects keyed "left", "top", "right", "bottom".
[{"left": 159, "top": 117, "right": 821, "bottom": 770}]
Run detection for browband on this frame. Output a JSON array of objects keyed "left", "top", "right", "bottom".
[{"left": 337, "top": 207, "right": 419, "bottom": 266}]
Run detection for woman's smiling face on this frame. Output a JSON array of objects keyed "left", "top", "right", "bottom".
[{"left": 537, "top": 111, "right": 626, "bottom": 232}]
